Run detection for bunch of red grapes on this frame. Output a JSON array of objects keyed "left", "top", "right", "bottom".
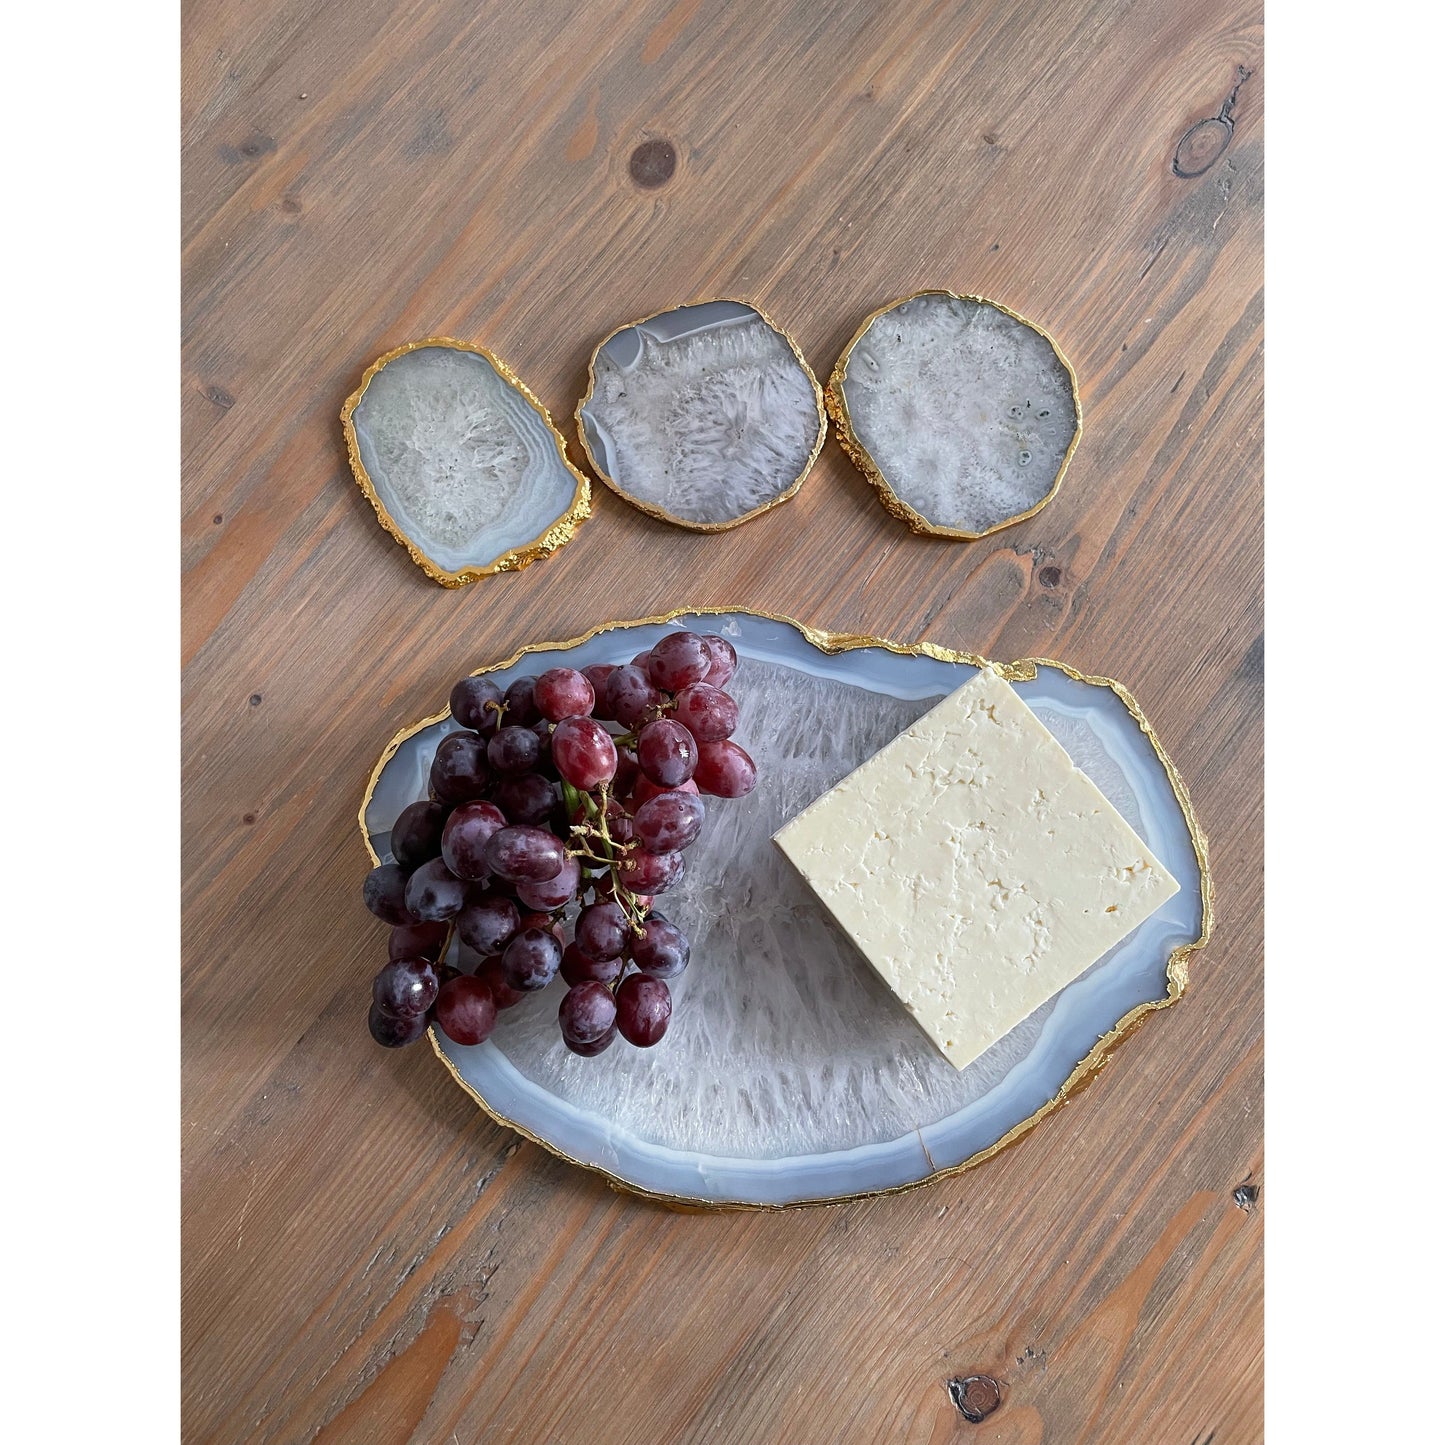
[{"left": 361, "top": 631, "right": 755, "bottom": 1057}]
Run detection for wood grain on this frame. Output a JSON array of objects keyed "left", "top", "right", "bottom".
[{"left": 182, "top": 0, "right": 1263, "bottom": 1439}]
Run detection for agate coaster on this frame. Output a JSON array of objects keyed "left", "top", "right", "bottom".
[
  {"left": 828, "top": 292, "right": 1082, "bottom": 539},
  {"left": 342, "top": 338, "right": 590, "bottom": 587},
  {"left": 576, "top": 300, "right": 826, "bottom": 530}
]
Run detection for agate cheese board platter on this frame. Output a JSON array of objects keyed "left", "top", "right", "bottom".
[{"left": 361, "top": 610, "right": 1210, "bottom": 1209}]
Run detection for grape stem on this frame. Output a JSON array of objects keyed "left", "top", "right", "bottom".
[{"left": 560, "top": 778, "right": 649, "bottom": 933}]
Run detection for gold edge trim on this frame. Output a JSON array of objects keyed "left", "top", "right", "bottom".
[
  {"left": 340, "top": 336, "right": 592, "bottom": 588},
  {"left": 573, "top": 300, "right": 828, "bottom": 533},
  {"left": 825, "top": 290, "right": 1084, "bottom": 541},
  {"left": 362, "top": 606, "right": 1212, "bottom": 1211}
]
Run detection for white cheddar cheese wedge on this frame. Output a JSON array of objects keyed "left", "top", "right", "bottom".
[{"left": 772, "top": 665, "right": 1179, "bottom": 1070}]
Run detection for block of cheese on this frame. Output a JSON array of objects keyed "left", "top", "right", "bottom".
[{"left": 772, "top": 665, "right": 1180, "bottom": 1070}]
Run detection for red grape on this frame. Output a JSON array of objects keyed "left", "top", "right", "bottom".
[
  {"left": 616, "top": 974, "right": 672, "bottom": 1046},
  {"left": 486, "top": 826, "right": 566, "bottom": 883},
  {"left": 476, "top": 956, "right": 527, "bottom": 1009},
  {"left": 547, "top": 796, "right": 572, "bottom": 839},
  {"left": 373, "top": 958, "right": 439, "bottom": 1018},
  {"left": 565, "top": 1024, "right": 617, "bottom": 1056},
  {"left": 501, "top": 927, "right": 562, "bottom": 991},
  {"left": 363, "top": 863, "right": 415, "bottom": 925},
  {"left": 604, "top": 665, "right": 662, "bottom": 729},
  {"left": 633, "top": 790, "right": 706, "bottom": 852},
  {"left": 575, "top": 900, "right": 628, "bottom": 961},
  {"left": 631, "top": 774, "right": 699, "bottom": 807},
  {"left": 552, "top": 716, "right": 618, "bottom": 790},
  {"left": 368, "top": 1002, "right": 428, "bottom": 1048},
  {"left": 673, "top": 682, "right": 739, "bottom": 742},
  {"left": 701, "top": 635, "right": 737, "bottom": 687},
  {"left": 390, "top": 800, "right": 449, "bottom": 870},
  {"left": 618, "top": 848, "right": 685, "bottom": 894},
  {"left": 404, "top": 857, "right": 468, "bottom": 921},
  {"left": 388, "top": 920, "right": 449, "bottom": 962},
  {"left": 435, "top": 975, "right": 498, "bottom": 1045},
  {"left": 561, "top": 942, "right": 624, "bottom": 987},
  {"left": 637, "top": 718, "right": 698, "bottom": 787},
  {"left": 647, "top": 631, "right": 710, "bottom": 691},
  {"left": 628, "top": 914, "right": 689, "bottom": 978},
  {"left": 531, "top": 718, "right": 555, "bottom": 773},
  {"left": 495, "top": 772, "right": 557, "bottom": 825},
  {"left": 693, "top": 740, "right": 757, "bottom": 798},
  {"left": 518, "top": 909, "right": 564, "bottom": 937},
  {"left": 631, "top": 649, "right": 653, "bottom": 668},
  {"left": 503, "top": 676, "right": 541, "bottom": 726},
  {"left": 488, "top": 724, "right": 541, "bottom": 777},
  {"left": 559, "top": 981, "right": 617, "bottom": 1044},
  {"left": 603, "top": 797, "right": 635, "bottom": 844},
  {"left": 430, "top": 731, "right": 491, "bottom": 804},
  {"left": 516, "top": 854, "right": 582, "bottom": 910},
  {"left": 456, "top": 892, "right": 519, "bottom": 954},
  {"left": 614, "top": 746, "right": 640, "bottom": 796},
  {"left": 441, "top": 800, "right": 507, "bottom": 880},
  {"left": 535, "top": 667, "right": 595, "bottom": 722},
  {"left": 583, "top": 665, "right": 616, "bottom": 719},
  {"left": 450, "top": 676, "right": 504, "bottom": 734}
]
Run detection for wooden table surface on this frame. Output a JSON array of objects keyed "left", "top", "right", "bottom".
[{"left": 181, "top": 0, "right": 1263, "bottom": 1439}]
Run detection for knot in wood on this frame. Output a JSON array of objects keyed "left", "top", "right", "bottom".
[{"left": 947, "top": 1375, "right": 1002, "bottom": 1422}]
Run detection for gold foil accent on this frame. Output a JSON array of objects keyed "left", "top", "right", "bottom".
[
  {"left": 826, "top": 291, "right": 1083, "bottom": 541},
  {"left": 340, "top": 336, "right": 592, "bottom": 588},
  {"left": 360, "top": 607, "right": 1212, "bottom": 1211},
  {"left": 574, "top": 300, "right": 827, "bottom": 532}
]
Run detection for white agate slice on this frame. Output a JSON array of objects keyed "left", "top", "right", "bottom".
[
  {"left": 834, "top": 293, "right": 1080, "bottom": 537},
  {"left": 577, "top": 301, "right": 825, "bottom": 529},
  {"left": 345, "top": 341, "right": 588, "bottom": 585}
]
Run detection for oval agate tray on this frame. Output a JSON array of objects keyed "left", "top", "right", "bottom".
[{"left": 360, "top": 610, "right": 1211, "bottom": 1209}]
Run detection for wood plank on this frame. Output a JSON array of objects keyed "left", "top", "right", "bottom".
[{"left": 182, "top": 0, "right": 1263, "bottom": 1437}]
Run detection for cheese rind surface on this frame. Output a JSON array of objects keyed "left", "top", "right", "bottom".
[{"left": 772, "top": 666, "right": 1179, "bottom": 1071}]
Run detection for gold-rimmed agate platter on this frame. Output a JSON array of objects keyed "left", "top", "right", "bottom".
[{"left": 360, "top": 610, "right": 1209, "bottom": 1209}]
